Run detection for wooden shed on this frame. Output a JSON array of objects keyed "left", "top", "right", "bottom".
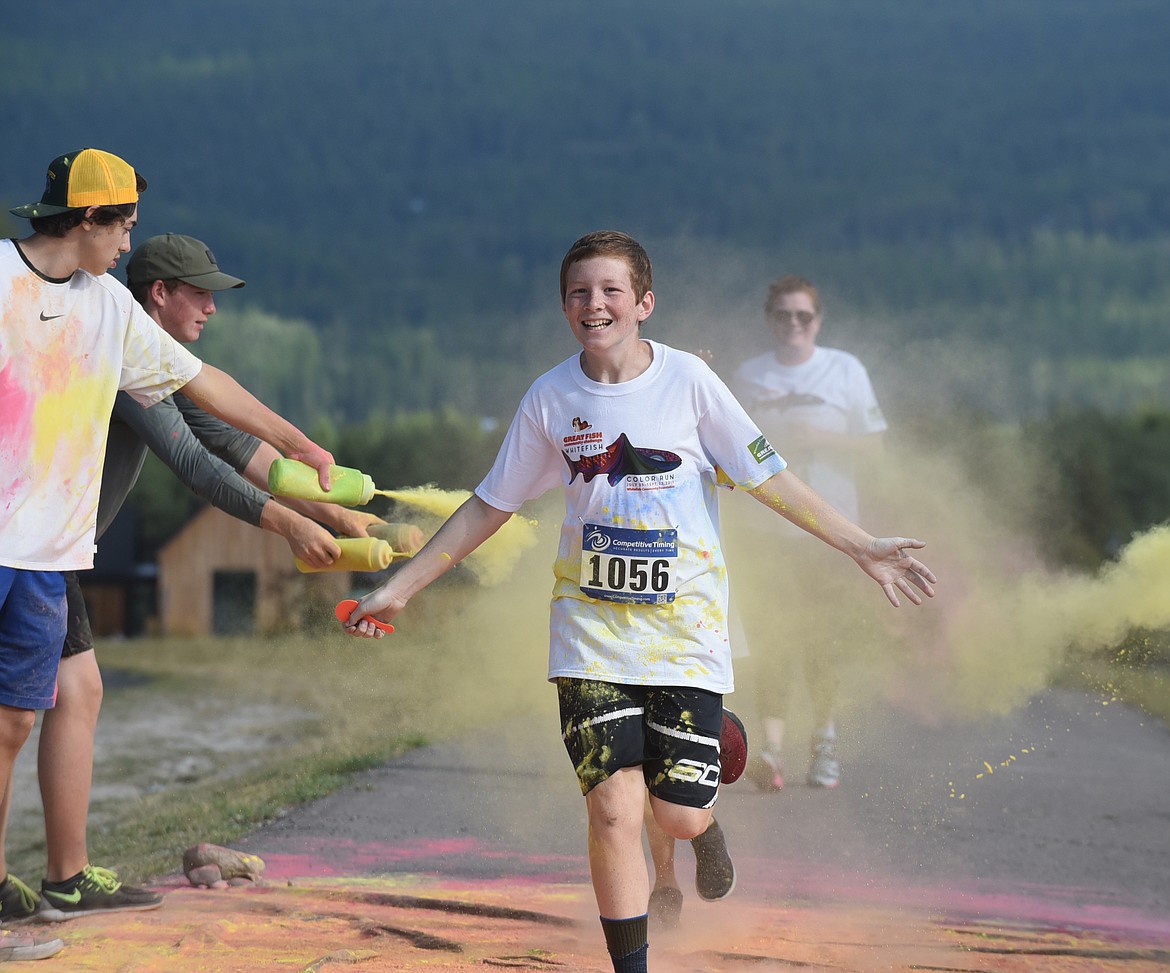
[{"left": 156, "top": 505, "right": 352, "bottom": 636}]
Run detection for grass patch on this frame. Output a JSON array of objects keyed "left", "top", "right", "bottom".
[
  {"left": 8, "top": 574, "right": 553, "bottom": 884},
  {"left": 73, "top": 743, "right": 422, "bottom": 885}
]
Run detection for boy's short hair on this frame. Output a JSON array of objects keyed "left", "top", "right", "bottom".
[
  {"left": 127, "top": 276, "right": 184, "bottom": 306},
  {"left": 560, "top": 230, "right": 653, "bottom": 302},
  {"left": 766, "top": 274, "right": 821, "bottom": 316},
  {"left": 30, "top": 203, "right": 137, "bottom": 239}
]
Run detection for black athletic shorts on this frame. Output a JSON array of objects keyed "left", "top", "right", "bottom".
[
  {"left": 61, "top": 571, "right": 95, "bottom": 659},
  {"left": 556, "top": 677, "right": 724, "bottom": 809}
]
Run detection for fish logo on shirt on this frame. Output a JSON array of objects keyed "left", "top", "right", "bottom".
[
  {"left": 563, "top": 433, "right": 682, "bottom": 487},
  {"left": 755, "top": 391, "right": 826, "bottom": 411}
]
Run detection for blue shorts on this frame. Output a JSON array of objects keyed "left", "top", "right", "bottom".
[
  {"left": 556, "top": 678, "right": 724, "bottom": 809},
  {"left": 0, "top": 567, "right": 67, "bottom": 709}
]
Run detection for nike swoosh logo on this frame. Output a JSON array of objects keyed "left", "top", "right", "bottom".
[
  {"left": 40, "top": 311, "right": 64, "bottom": 321},
  {"left": 43, "top": 888, "right": 82, "bottom": 904}
]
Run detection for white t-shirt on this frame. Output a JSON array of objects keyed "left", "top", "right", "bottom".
[
  {"left": 0, "top": 239, "right": 202, "bottom": 570},
  {"left": 733, "top": 346, "right": 885, "bottom": 528},
  {"left": 476, "top": 340, "right": 785, "bottom": 694}
]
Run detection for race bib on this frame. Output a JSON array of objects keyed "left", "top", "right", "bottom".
[{"left": 580, "top": 523, "right": 678, "bottom": 604}]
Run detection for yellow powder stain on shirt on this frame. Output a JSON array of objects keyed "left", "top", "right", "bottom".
[{"left": 33, "top": 374, "right": 114, "bottom": 474}]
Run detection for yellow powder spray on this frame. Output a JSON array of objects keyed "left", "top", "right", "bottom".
[
  {"left": 377, "top": 486, "right": 541, "bottom": 585},
  {"left": 723, "top": 434, "right": 1170, "bottom": 729}
]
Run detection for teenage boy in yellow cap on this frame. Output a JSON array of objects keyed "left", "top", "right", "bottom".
[
  {"left": 340, "top": 230, "right": 936, "bottom": 973},
  {"left": 0, "top": 149, "right": 333, "bottom": 958},
  {"left": 0, "top": 232, "right": 385, "bottom": 925}
]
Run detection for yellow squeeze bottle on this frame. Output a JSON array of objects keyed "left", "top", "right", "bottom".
[
  {"left": 268, "top": 459, "right": 375, "bottom": 507},
  {"left": 294, "top": 537, "right": 394, "bottom": 574}
]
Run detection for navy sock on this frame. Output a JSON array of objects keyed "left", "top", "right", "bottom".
[{"left": 600, "top": 914, "right": 649, "bottom": 973}]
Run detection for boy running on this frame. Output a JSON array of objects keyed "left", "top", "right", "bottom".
[{"left": 340, "top": 230, "right": 936, "bottom": 973}]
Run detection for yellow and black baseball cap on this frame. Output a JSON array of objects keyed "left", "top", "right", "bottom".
[
  {"left": 10, "top": 148, "right": 147, "bottom": 219},
  {"left": 126, "top": 234, "right": 246, "bottom": 291}
]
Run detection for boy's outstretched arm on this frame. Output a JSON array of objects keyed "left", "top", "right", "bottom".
[
  {"left": 342, "top": 494, "right": 513, "bottom": 638},
  {"left": 748, "top": 469, "right": 937, "bottom": 607},
  {"left": 180, "top": 363, "right": 335, "bottom": 488}
]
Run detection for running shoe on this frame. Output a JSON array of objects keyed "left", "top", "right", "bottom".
[
  {"left": 0, "top": 928, "right": 64, "bottom": 961},
  {"left": 0, "top": 875, "right": 39, "bottom": 923},
  {"left": 747, "top": 747, "right": 785, "bottom": 792},
  {"left": 719, "top": 709, "right": 748, "bottom": 784},
  {"left": 37, "top": 864, "right": 164, "bottom": 921},
  {"left": 648, "top": 885, "right": 683, "bottom": 929},
  {"left": 807, "top": 734, "right": 840, "bottom": 788},
  {"left": 690, "top": 818, "right": 736, "bottom": 901}
]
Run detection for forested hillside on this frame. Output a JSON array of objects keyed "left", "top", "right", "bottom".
[{"left": 3, "top": 0, "right": 1169, "bottom": 426}]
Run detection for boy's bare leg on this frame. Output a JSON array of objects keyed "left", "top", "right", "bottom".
[
  {"left": 644, "top": 799, "right": 679, "bottom": 890},
  {"left": 644, "top": 798, "right": 683, "bottom": 928},
  {"left": 38, "top": 651, "right": 102, "bottom": 881},
  {"left": 651, "top": 797, "right": 735, "bottom": 902},
  {"left": 0, "top": 705, "right": 37, "bottom": 929},
  {"left": 586, "top": 768, "right": 650, "bottom": 918},
  {"left": 0, "top": 706, "right": 37, "bottom": 881}
]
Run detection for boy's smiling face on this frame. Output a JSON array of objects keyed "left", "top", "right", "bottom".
[
  {"left": 155, "top": 281, "right": 218, "bottom": 343},
  {"left": 562, "top": 255, "right": 654, "bottom": 360}
]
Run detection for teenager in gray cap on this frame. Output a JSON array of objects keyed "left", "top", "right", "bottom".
[{"left": 1, "top": 231, "right": 383, "bottom": 926}]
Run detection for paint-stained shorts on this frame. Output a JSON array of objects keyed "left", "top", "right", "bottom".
[
  {"left": 61, "top": 572, "right": 95, "bottom": 659},
  {"left": 0, "top": 567, "right": 67, "bottom": 709},
  {"left": 556, "top": 678, "right": 724, "bottom": 809}
]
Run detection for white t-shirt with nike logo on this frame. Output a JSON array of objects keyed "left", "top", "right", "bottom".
[{"left": 0, "top": 239, "right": 202, "bottom": 570}]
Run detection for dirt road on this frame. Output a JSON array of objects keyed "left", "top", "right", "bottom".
[{"left": 30, "top": 686, "right": 1170, "bottom": 970}]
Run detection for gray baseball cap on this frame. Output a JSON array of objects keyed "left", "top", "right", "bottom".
[{"left": 126, "top": 233, "right": 245, "bottom": 290}]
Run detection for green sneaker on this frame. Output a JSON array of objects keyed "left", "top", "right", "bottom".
[
  {"left": 37, "top": 864, "right": 164, "bottom": 922},
  {"left": 0, "top": 874, "right": 40, "bottom": 923}
]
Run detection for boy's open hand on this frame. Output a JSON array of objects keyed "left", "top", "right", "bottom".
[{"left": 858, "top": 536, "right": 937, "bottom": 607}]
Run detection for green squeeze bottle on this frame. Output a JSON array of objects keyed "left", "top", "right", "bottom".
[{"left": 268, "top": 459, "right": 375, "bottom": 507}]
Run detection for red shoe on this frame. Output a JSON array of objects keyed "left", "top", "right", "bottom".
[{"left": 719, "top": 709, "right": 748, "bottom": 783}]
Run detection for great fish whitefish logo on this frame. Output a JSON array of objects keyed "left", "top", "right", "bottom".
[{"left": 562, "top": 433, "right": 683, "bottom": 487}]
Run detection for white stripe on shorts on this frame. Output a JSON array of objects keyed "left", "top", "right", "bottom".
[
  {"left": 647, "top": 719, "right": 719, "bottom": 749},
  {"left": 562, "top": 706, "right": 645, "bottom": 741}
]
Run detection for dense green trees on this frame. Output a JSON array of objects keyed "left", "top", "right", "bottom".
[
  {"left": 4, "top": 0, "right": 1169, "bottom": 400},
  {"left": 1026, "top": 411, "right": 1170, "bottom": 567},
  {"left": 5, "top": 0, "right": 1170, "bottom": 574}
]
